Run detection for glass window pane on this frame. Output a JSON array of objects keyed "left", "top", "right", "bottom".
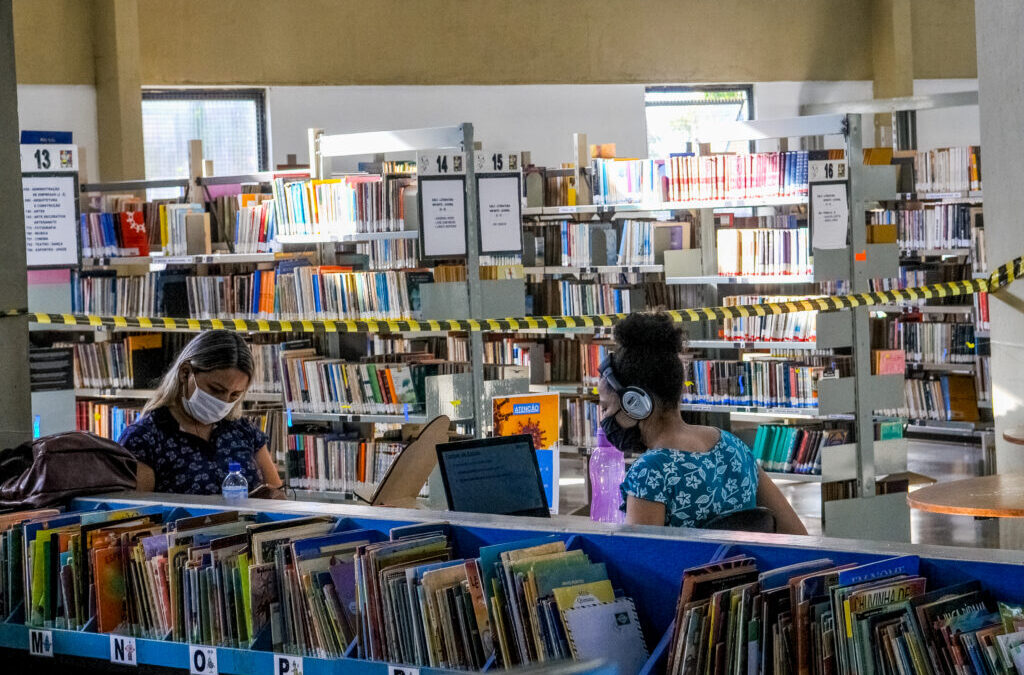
[
  {"left": 142, "top": 91, "right": 265, "bottom": 198},
  {"left": 645, "top": 87, "right": 752, "bottom": 157}
]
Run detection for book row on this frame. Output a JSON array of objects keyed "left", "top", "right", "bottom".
[
  {"left": 62, "top": 336, "right": 281, "bottom": 394},
  {"left": 869, "top": 203, "right": 980, "bottom": 250},
  {"left": 562, "top": 398, "right": 600, "bottom": 449},
  {"left": 280, "top": 346, "right": 458, "bottom": 415},
  {"left": 716, "top": 226, "right": 811, "bottom": 277},
  {"left": 883, "top": 374, "right": 982, "bottom": 422},
  {"left": 590, "top": 151, "right": 809, "bottom": 205},
  {"left": 882, "top": 320, "right": 978, "bottom": 364},
  {"left": 355, "top": 238, "right": 419, "bottom": 271},
  {"left": 665, "top": 551, "right": 1020, "bottom": 675},
  {"left": 748, "top": 424, "right": 851, "bottom": 475},
  {"left": 270, "top": 173, "right": 415, "bottom": 237},
  {"left": 527, "top": 278, "right": 702, "bottom": 317},
  {"left": 681, "top": 355, "right": 853, "bottom": 408},
  {"left": 720, "top": 295, "right": 818, "bottom": 342},
  {"left": 285, "top": 436, "right": 402, "bottom": 493},
  {"left": 914, "top": 146, "right": 982, "bottom": 193}
]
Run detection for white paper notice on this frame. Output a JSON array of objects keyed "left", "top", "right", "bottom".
[
  {"left": 420, "top": 178, "right": 467, "bottom": 257},
  {"left": 22, "top": 174, "right": 78, "bottom": 267},
  {"left": 477, "top": 175, "right": 522, "bottom": 254},
  {"left": 810, "top": 183, "right": 849, "bottom": 250}
]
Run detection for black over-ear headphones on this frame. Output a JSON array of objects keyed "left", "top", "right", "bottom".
[{"left": 599, "top": 354, "right": 654, "bottom": 421}]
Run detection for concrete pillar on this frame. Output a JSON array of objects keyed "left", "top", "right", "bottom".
[
  {"left": 0, "top": 0, "right": 32, "bottom": 450},
  {"left": 871, "top": 0, "right": 914, "bottom": 145},
  {"left": 975, "top": 0, "right": 1024, "bottom": 547},
  {"left": 93, "top": 0, "right": 144, "bottom": 181}
]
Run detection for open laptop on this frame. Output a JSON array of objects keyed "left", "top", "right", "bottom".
[{"left": 435, "top": 434, "right": 551, "bottom": 518}]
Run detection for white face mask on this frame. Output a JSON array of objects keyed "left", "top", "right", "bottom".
[{"left": 181, "top": 371, "right": 236, "bottom": 425}]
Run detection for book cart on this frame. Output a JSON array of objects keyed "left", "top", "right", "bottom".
[{"left": 1, "top": 492, "right": 1021, "bottom": 675}]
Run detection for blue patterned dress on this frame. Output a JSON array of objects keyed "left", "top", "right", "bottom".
[
  {"left": 619, "top": 429, "right": 759, "bottom": 528},
  {"left": 119, "top": 406, "right": 267, "bottom": 495}
]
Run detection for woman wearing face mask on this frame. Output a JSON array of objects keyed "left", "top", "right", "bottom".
[
  {"left": 118, "top": 330, "right": 285, "bottom": 497},
  {"left": 599, "top": 312, "right": 806, "bottom": 535}
]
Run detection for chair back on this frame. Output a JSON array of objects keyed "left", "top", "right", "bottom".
[{"left": 703, "top": 506, "right": 777, "bottom": 533}]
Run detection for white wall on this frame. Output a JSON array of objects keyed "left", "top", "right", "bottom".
[
  {"left": 914, "top": 79, "right": 981, "bottom": 149},
  {"left": 16, "top": 85, "right": 100, "bottom": 182},
  {"left": 267, "top": 80, "right": 982, "bottom": 169}
]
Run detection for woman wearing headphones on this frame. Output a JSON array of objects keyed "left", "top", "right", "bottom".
[{"left": 598, "top": 311, "right": 807, "bottom": 535}]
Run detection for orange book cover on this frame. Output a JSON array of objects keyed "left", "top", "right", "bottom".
[
  {"left": 383, "top": 368, "right": 398, "bottom": 410},
  {"left": 92, "top": 545, "right": 126, "bottom": 633},
  {"left": 491, "top": 392, "right": 559, "bottom": 451}
]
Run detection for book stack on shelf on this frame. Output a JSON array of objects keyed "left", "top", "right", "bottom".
[
  {"left": 715, "top": 214, "right": 811, "bottom": 278},
  {"left": 681, "top": 355, "right": 852, "bottom": 409},
  {"left": 869, "top": 202, "right": 977, "bottom": 251},
  {"left": 590, "top": 150, "right": 809, "bottom": 205},
  {"left": 914, "top": 145, "right": 982, "bottom": 193},
  {"left": 286, "top": 433, "right": 404, "bottom": 493},
  {"left": 749, "top": 424, "right": 850, "bottom": 475},
  {"left": 880, "top": 318, "right": 978, "bottom": 365}
]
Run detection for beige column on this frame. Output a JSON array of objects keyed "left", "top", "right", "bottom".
[
  {"left": 870, "top": 0, "right": 914, "bottom": 145},
  {"left": 0, "top": 0, "right": 32, "bottom": 449},
  {"left": 93, "top": 0, "right": 144, "bottom": 181}
]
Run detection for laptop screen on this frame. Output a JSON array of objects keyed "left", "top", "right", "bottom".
[{"left": 436, "top": 435, "right": 551, "bottom": 518}]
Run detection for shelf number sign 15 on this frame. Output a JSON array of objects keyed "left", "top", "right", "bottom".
[
  {"left": 475, "top": 151, "right": 521, "bottom": 174},
  {"left": 418, "top": 151, "right": 466, "bottom": 176},
  {"left": 808, "top": 158, "right": 848, "bottom": 183}
]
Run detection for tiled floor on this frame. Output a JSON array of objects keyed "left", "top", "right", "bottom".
[{"left": 559, "top": 438, "right": 1002, "bottom": 549}]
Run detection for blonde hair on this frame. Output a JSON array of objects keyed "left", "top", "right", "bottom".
[{"left": 145, "top": 330, "right": 254, "bottom": 420}]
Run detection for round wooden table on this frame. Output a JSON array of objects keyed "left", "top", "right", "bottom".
[
  {"left": 907, "top": 474, "right": 1024, "bottom": 518},
  {"left": 1003, "top": 426, "right": 1024, "bottom": 445}
]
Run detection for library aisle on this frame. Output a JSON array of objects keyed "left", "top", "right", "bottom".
[{"left": 3, "top": 1, "right": 1024, "bottom": 674}]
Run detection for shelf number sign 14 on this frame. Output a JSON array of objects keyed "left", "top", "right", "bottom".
[
  {"left": 418, "top": 151, "right": 466, "bottom": 176},
  {"left": 475, "top": 151, "right": 521, "bottom": 173},
  {"left": 808, "top": 158, "right": 848, "bottom": 183}
]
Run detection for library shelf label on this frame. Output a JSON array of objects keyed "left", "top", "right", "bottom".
[
  {"left": 22, "top": 173, "right": 79, "bottom": 268},
  {"left": 475, "top": 151, "right": 520, "bottom": 173},
  {"left": 417, "top": 150, "right": 466, "bottom": 176},
  {"left": 810, "top": 181, "right": 849, "bottom": 250},
  {"left": 477, "top": 173, "right": 523, "bottom": 254},
  {"left": 28, "top": 629, "right": 53, "bottom": 657},
  {"left": 419, "top": 176, "right": 468, "bottom": 258},
  {"left": 808, "top": 157, "right": 847, "bottom": 183},
  {"left": 389, "top": 666, "right": 420, "bottom": 675},
  {"left": 110, "top": 634, "right": 137, "bottom": 666},
  {"left": 274, "top": 653, "right": 303, "bottom": 675},
  {"left": 20, "top": 143, "right": 78, "bottom": 173},
  {"left": 190, "top": 645, "right": 218, "bottom": 675}
]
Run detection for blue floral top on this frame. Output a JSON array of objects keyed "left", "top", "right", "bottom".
[
  {"left": 619, "top": 429, "right": 759, "bottom": 528},
  {"left": 118, "top": 406, "right": 267, "bottom": 495}
]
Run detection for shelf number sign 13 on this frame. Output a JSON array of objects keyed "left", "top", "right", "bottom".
[
  {"left": 808, "top": 158, "right": 848, "bottom": 183},
  {"left": 475, "top": 151, "right": 521, "bottom": 173},
  {"left": 418, "top": 151, "right": 466, "bottom": 176}
]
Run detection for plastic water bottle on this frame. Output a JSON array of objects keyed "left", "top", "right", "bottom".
[
  {"left": 222, "top": 462, "right": 248, "bottom": 503},
  {"left": 589, "top": 428, "right": 626, "bottom": 524}
]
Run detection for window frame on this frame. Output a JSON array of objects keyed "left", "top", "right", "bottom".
[
  {"left": 644, "top": 84, "right": 756, "bottom": 154},
  {"left": 141, "top": 88, "right": 270, "bottom": 174}
]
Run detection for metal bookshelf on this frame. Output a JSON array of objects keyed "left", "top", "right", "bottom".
[{"left": 665, "top": 274, "right": 817, "bottom": 285}]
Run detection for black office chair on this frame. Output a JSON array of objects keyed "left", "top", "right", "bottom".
[{"left": 703, "top": 506, "right": 777, "bottom": 533}]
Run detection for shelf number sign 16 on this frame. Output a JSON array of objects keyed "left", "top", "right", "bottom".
[
  {"left": 418, "top": 152, "right": 466, "bottom": 176},
  {"left": 808, "top": 158, "right": 848, "bottom": 183}
]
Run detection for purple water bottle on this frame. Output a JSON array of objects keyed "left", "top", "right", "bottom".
[{"left": 589, "top": 428, "right": 626, "bottom": 523}]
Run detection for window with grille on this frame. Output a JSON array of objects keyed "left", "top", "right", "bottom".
[
  {"left": 645, "top": 85, "right": 754, "bottom": 157},
  {"left": 141, "top": 89, "right": 268, "bottom": 194}
]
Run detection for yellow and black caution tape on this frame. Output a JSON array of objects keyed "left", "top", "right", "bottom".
[{"left": 7, "top": 255, "right": 1023, "bottom": 335}]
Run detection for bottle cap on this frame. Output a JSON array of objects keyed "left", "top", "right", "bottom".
[{"left": 229, "top": 462, "right": 241, "bottom": 472}]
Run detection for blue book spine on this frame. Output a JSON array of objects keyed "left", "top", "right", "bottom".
[
  {"left": 251, "top": 270, "right": 261, "bottom": 317},
  {"left": 312, "top": 273, "right": 322, "bottom": 314},
  {"left": 80, "top": 214, "right": 90, "bottom": 256}
]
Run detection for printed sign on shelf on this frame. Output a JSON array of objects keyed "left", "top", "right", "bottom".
[
  {"left": 389, "top": 666, "right": 421, "bottom": 675},
  {"left": 418, "top": 151, "right": 466, "bottom": 177},
  {"left": 808, "top": 158, "right": 847, "bottom": 183},
  {"left": 28, "top": 629, "right": 53, "bottom": 657},
  {"left": 418, "top": 177, "right": 468, "bottom": 258},
  {"left": 20, "top": 144, "right": 78, "bottom": 174},
  {"left": 190, "top": 645, "right": 218, "bottom": 674},
  {"left": 274, "top": 653, "right": 303, "bottom": 675},
  {"left": 477, "top": 174, "right": 523, "bottom": 254},
  {"left": 810, "top": 182, "right": 850, "bottom": 250},
  {"left": 110, "top": 634, "right": 137, "bottom": 666},
  {"left": 475, "top": 151, "right": 520, "bottom": 173},
  {"left": 22, "top": 174, "right": 80, "bottom": 267}
]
